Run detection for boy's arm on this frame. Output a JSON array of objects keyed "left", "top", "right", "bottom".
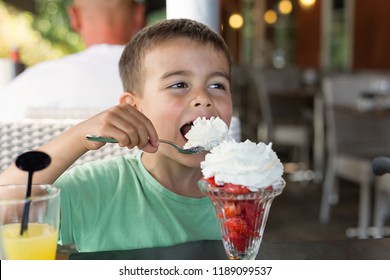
[
  {"left": 0, "top": 103, "right": 159, "bottom": 185},
  {"left": 0, "top": 126, "right": 89, "bottom": 184}
]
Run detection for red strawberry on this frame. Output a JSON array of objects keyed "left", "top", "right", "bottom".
[
  {"left": 224, "top": 202, "right": 240, "bottom": 218},
  {"left": 225, "top": 232, "right": 248, "bottom": 253},
  {"left": 239, "top": 201, "right": 265, "bottom": 229},
  {"left": 225, "top": 217, "right": 250, "bottom": 235},
  {"left": 205, "top": 176, "right": 219, "bottom": 187},
  {"left": 217, "top": 203, "right": 241, "bottom": 218},
  {"left": 222, "top": 183, "right": 251, "bottom": 194}
]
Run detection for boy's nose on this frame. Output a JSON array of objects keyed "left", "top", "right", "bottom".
[
  {"left": 194, "top": 101, "right": 212, "bottom": 107},
  {"left": 191, "top": 89, "right": 213, "bottom": 107}
]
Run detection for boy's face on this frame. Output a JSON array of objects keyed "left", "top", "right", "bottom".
[{"left": 136, "top": 37, "right": 232, "bottom": 165}]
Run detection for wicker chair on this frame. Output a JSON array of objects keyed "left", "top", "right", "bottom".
[{"left": 0, "top": 119, "right": 137, "bottom": 173}]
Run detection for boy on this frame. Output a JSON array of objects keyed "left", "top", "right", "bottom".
[{"left": 0, "top": 19, "right": 233, "bottom": 252}]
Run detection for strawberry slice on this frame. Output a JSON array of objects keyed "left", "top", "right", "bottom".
[
  {"left": 237, "top": 201, "right": 265, "bottom": 229},
  {"left": 222, "top": 183, "right": 251, "bottom": 194},
  {"left": 217, "top": 202, "right": 241, "bottom": 218},
  {"left": 225, "top": 217, "right": 250, "bottom": 235},
  {"left": 205, "top": 176, "right": 219, "bottom": 187},
  {"left": 223, "top": 202, "right": 240, "bottom": 218},
  {"left": 225, "top": 232, "right": 248, "bottom": 253}
]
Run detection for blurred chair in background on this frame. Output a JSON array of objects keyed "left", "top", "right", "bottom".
[
  {"left": 252, "top": 67, "right": 314, "bottom": 178},
  {"left": 230, "top": 64, "right": 259, "bottom": 142},
  {"left": 320, "top": 72, "right": 390, "bottom": 238},
  {"left": 373, "top": 174, "right": 390, "bottom": 238},
  {"left": 372, "top": 156, "right": 390, "bottom": 238}
]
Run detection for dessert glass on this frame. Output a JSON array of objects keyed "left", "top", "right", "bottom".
[{"left": 199, "top": 178, "right": 285, "bottom": 260}]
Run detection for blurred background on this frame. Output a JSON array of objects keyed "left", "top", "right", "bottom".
[
  {"left": 2, "top": 0, "right": 389, "bottom": 71},
  {"left": 1, "top": 0, "right": 390, "bottom": 241}
]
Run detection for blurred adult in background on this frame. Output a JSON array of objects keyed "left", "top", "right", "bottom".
[{"left": 0, "top": 0, "right": 145, "bottom": 121}]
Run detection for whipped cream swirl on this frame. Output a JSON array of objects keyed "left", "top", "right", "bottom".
[
  {"left": 200, "top": 140, "right": 284, "bottom": 190},
  {"left": 183, "top": 116, "right": 230, "bottom": 151}
]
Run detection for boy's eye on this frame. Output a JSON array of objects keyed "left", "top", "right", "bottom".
[
  {"left": 208, "top": 83, "right": 226, "bottom": 90},
  {"left": 169, "top": 82, "right": 188, "bottom": 89}
]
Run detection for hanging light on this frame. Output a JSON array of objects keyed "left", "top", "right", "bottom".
[
  {"left": 279, "top": 0, "right": 293, "bottom": 15},
  {"left": 228, "top": 13, "right": 244, "bottom": 29},
  {"left": 299, "top": 0, "right": 316, "bottom": 9},
  {"left": 264, "top": 9, "right": 278, "bottom": 25}
]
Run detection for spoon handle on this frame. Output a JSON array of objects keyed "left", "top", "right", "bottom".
[
  {"left": 86, "top": 135, "right": 205, "bottom": 155},
  {"left": 86, "top": 135, "right": 119, "bottom": 143}
]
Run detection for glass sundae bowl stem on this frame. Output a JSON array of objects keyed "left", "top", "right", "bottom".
[{"left": 199, "top": 179, "right": 285, "bottom": 260}]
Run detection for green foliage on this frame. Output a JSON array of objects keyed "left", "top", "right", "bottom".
[
  {"left": 33, "top": 0, "right": 83, "bottom": 54},
  {"left": 0, "top": 0, "right": 82, "bottom": 66}
]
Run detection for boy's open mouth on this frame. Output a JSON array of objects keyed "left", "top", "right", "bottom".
[{"left": 180, "top": 122, "right": 193, "bottom": 139}]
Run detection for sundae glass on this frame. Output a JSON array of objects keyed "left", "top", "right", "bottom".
[{"left": 199, "top": 140, "right": 285, "bottom": 260}]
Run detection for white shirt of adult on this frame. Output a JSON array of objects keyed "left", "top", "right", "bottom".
[{"left": 0, "top": 44, "right": 125, "bottom": 121}]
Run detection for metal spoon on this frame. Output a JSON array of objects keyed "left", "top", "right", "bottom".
[
  {"left": 86, "top": 135, "right": 206, "bottom": 155},
  {"left": 15, "top": 151, "right": 51, "bottom": 235}
]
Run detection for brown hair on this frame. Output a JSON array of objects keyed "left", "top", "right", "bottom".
[{"left": 119, "top": 18, "right": 232, "bottom": 93}]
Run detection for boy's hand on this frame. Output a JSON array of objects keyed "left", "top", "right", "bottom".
[{"left": 79, "top": 103, "right": 159, "bottom": 153}]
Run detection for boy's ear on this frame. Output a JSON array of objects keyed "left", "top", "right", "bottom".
[{"left": 120, "top": 92, "right": 140, "bottom": 109}]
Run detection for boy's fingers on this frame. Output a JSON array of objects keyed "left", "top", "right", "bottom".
[
  {"left": 144, "top": 121, "right": 159, "bottom": 147},
  {"left": 121, "top": 104, "right": 159, "bottom": 147},
  {"left": 87, "top": 104, "right": 159, "bottom": 150},
  {"left": 140, "top": 143, "right": 159, "bottom": 153}
]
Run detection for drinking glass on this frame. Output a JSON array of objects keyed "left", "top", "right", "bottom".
[
  {"left": 0, "top": 184, "right": 60, "bottom": 260},
  {"left": 199, "top": 179, "right": 285, "bottom": 260}
]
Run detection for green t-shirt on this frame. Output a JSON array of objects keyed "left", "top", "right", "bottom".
[{"left": 54, "top": 152, "right": 221, "bottom": 252}]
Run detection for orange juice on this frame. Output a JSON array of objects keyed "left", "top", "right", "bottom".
[{"left": 1, "top": 223, "right": 58, "bottom": 260}]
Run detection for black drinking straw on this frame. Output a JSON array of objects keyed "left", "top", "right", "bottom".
[{"left": 15, "top": 151, "right": 51, "bottom": 235}]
